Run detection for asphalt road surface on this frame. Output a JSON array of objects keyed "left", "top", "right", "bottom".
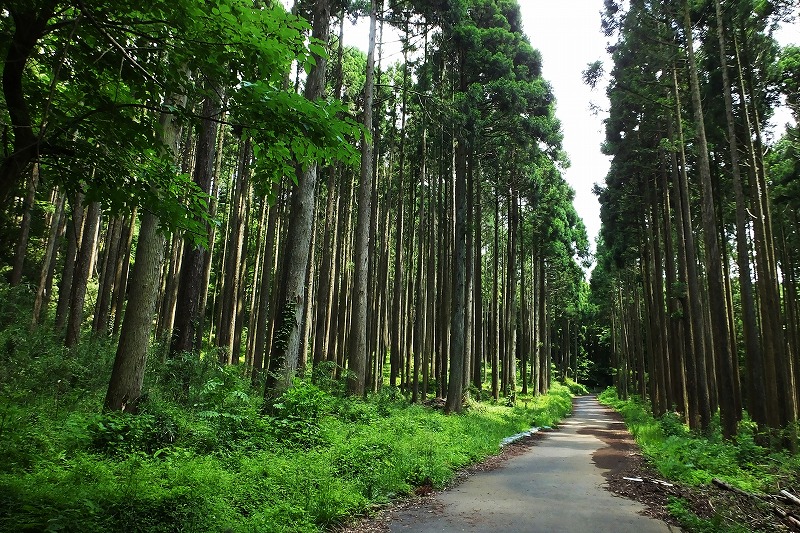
[{"left": 388, "top": 395, "right": 675, "bottom": 533}]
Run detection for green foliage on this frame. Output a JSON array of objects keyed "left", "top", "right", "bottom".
[
  {"left": 599, "top": 387, "right": 800, "bottom": 502},
  {"left": 563, "top": 378, "right": 590, "bottom": 396},
  {"left": 269, "top": 381, "right": 331, "bottom": 448},
  {"left": 666, "top": 497, "right": 743, "bottom": 533},
  {"left": 87, "top": 411, "right": 178, "bottom": 456},
  {"left": 0, "top": 326, "right": 576, "bottom": 533}
]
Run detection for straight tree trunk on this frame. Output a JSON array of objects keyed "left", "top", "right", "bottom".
[
  {"left": 346, "top": 0, "right": 377, "bottom": 396},
  {"left": 265, "top": 0, "right": 331, "bottom": 397},
  {"left": 412, "top": 151, "right": 427, "bottom": 402},
  {"left": 157, "top": 231, "right": 183, "bottom": 341},
  {"left": 31, "top": 190, "right": 64, "bottom": 327},
  {"left": 473, "top": 177, "right": 484, "bottom": 391},
  {"left": 112, "top": 210, "right": 136, "bottom": 336},
  {"left": 65, "top": 200, "right": 100, "bottom": 348},
  {"left": 104, "top": 102, "right": 183, "bottom": 412},
  {"left": 218, "top": 137, "right": 251, "bottom": 363},
  {"left": 463, "top": 152, "right": 474, "bottom": 392},
  {"left": 491, "top": 186, "right": 500, "bottom": 400},
  {"left": 671, "top": 65, "right": 709, "bottom": 431},
  {"left": 10, "top": 163, "right": 39, "bottom": 285},
  {"left": 55, "top": 192, "right": 84, "bottom": 330},
  {"left": 445, "top": 104, "right": 468, "bottom": 413},
  {"left": 93, "top": 215, "right": 123, "bottom": 336},
  {"left": 738, "top": 30, "right": 796, "bottom": 435},
  {"left": 252, "top": 193, "right": 280, "bottom": 384},
  {"left": 683, "top": 1, "right": 736, "bottom": 437},
  {"left": 170, "top": 94, "right": 220, "bottom": 356},
  {"left": 659, "top": 147, "right": 687, "bottom": 414},
  {"left": 390, "top": 22, "right": 410, "bottom": 388}
]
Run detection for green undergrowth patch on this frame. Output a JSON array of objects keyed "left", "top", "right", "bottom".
[
  {"left": 563, "top": 378, "right": 590, "bottom": 396},
  {"left": 0, "top": 323, "right": 574, "bottom": 533},
  {"left": 598, "top": 387, "right": 800, "bottom": 531}
]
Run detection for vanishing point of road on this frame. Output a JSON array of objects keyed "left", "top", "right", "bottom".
[{"left": 387, "top": 395, "right": 675, "bottom": 533}]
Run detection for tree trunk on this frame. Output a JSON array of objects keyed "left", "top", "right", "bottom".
[
  {"left": 346, "top": 0, "right": 377, "bottom": 396},
  {"left": 31, "top": 190, "right": 64, "bottom": 327},
  {"left": 252, "top": 192, "right": 280, "bottom": 384},
  {"left": 112, "top": 209, "right": 136, "bottom": 336},
  {"left": 671, "top": 65, "right": 708, "bottom": 431},
  {"left": 0, "top": 4, "right": 55, "bottom": 203},
  {"left": 264, "top": 0, "right": 331, "bottom": 398},
  {"left": 103, "top": 211, "right": 164, "bottom": 412},
  {"left": 445, "top": 118, "right": 468, "bottom": 413},
  {"left": 170, "top": 94, "right": 220, "bottom": 356},
  {"left": 104, "top": 100, "right": 183, "bottom": 412},
  {"left": 218, "top": 138, "right": 251, "bottom": 363},
  {"left": 390, "top": 21, "right": 410, "bottom": 388},
  {"left": 65, "top": 201, "right": 100, "bottom": 348},
  {"left": 92, "top": 215, "right": 123, "bottom": 336},
  {"left": 660, "top": 146, "right": 686, "bottom": 415},
  {"left": 157, "top": 231, "right": 183, "bottom": 341},
  {"left": 491, "top": 185, "right": 500, "bottom": 401},
  {"left": 10, "top": 163, "right": 39, "bottom": 285},
  {"left": 463, "top": 151, "right": 474, "bottom": 393},
  {"left": 473, "top": 176, "right": 484, "bottom": 392},
  {"left": 55, "top": 192, "right": 84, "bottom": 330},
  {"left": 682, "top": 0, "right": 736, "bottom": 437}
]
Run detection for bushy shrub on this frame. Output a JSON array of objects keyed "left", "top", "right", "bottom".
[
  {"left": 269, "top": 380, "right": 330, "bottom": 448},
  {"left": 564, "top": 378, "right": 590, "bottom": 396},
  {"left": 88, "top": 411, "right": 178, "bottom": 456}
]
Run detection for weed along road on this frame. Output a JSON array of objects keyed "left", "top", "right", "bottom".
[{"left": 388, "top": 396, "right": 674, "bottom": 533}]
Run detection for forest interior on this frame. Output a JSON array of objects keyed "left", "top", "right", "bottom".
[{"left": 1, "top": 0, "right": 800, "bottom": 532}]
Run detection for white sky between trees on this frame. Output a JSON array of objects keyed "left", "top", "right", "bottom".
[{"left": 295, "top": 1, "right": 799, "bottom": 267}]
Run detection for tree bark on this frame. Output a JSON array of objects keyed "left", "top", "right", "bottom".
[
  {"left": 0, "top": 4, "right": 55, "bottom": 203},
  {"left": 714, "top": 0, "right": 764, "bottom": 426},
  {"left": 31, "top": 190, "right": 65, "bottom": 327},
  {"left": 10, "top": 163, "right": 39, "bottom": 285},
  {"left": 55, "top": 192, "right": 84, "bottom": 330},
  {"left": 346, "top": 0, "right": 377, "bottom": 396},
  {"left": 671, "top": 65, "right": 708, "bottom": 431},
  {"left": 92, "top": 215, "right": 123, "bottom": 336},
  {"left": 65, "top": 201, "right": 100, "bottom": 348},
  {"left": 445, "top": 125, "right": 468, "bottom": 413},
  {"left": 104, "top": 99, "right": 184, "bottom": 412},
  {"left": 170, "top": 94, "right": 220, "bottom": 357},
  {"left": 264, "top": 0, "right": 331, "bottom": 398},
  {"left": 682, "top": 0, "right": 736, "bottom": 437},
  {"left": 112, "top": 209, "right": 136, "bottom": 336}
]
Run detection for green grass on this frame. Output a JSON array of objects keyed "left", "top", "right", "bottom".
[
  {"left": 598, "top": 387, "right": 800, "bottom": 531},
  {"left": 0, "top": 304, "right": 575, "bottom": 533}
]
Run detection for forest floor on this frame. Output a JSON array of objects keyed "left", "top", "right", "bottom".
[{"left": 337, "top": 395, "right": 676, "bottom": 532}]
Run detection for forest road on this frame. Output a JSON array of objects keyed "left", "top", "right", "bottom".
[{"left": 387, "top": 395, "right": 675, "bottom": 533}]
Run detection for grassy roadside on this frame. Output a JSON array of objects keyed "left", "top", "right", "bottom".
[
  {"left": 598, "top": 388, "right": 800, "bottom": 532},
  {"left": 0, "top": 319, "right": 575, "bottom": 532}
]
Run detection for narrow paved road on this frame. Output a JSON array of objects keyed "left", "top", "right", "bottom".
[{"left": 388, "top": 396, "right": 674, "bottom": 532}]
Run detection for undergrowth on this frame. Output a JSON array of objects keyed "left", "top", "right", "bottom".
[
  {"left": 0, "top": 301, "right": 575, "bottom": 533},
  {"left": 598, "top": 387, "right": 800, "bottom": 531}
]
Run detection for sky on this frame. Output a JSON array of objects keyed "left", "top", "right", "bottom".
[
  {"left": 337, "top": 1, "right": 799, "bottom": 261},
  {"left": 517, "top": 1, "right": 611, "bottom": 256}
]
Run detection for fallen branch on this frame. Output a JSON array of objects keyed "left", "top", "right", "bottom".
[
  {"left": 781, "top": 490, "right": 800, "bottom": 507},
  {"left": 712, "top": 478, "right": 758, "bottom": 499},
  {"left": 712, "top": 478, "right": 800, "bottom": 531}
]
